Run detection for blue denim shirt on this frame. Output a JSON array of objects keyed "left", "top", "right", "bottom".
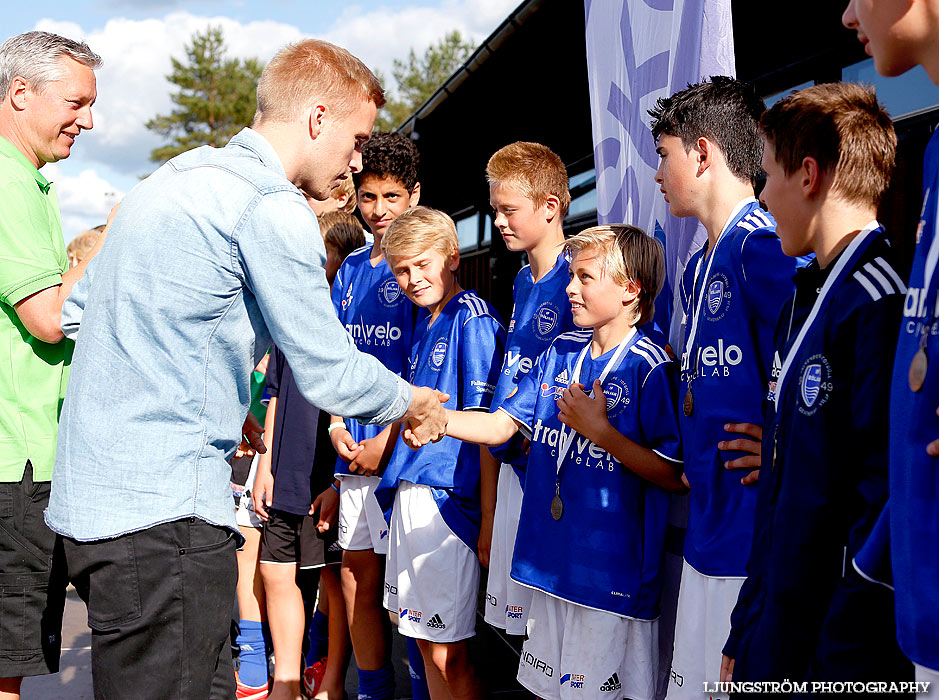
[{"left": 46, "top": 128, "right": 411, "bottom": 541}]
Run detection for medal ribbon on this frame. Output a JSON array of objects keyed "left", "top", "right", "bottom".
[
  {"left": 682, "top": 198, "right": 757, "bottom": 374},
  {"left": 554, "top": 328, "right": 639, "bottom": 480},
  {"left": 774, "top": 221, "right": 880, "bottom": 411}
]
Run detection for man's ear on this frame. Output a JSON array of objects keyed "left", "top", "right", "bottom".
[
  {"left": 543, "top": 194, "right": 561, "bottom": 223},
  {"left": 9, "top": 76, "right": 30, "bottom": 110},
  {"left": 800, "top": 156, "right": 823, "bottom": 198},
  {"left": 409, "top": 182, "right": 421, "bottom": 207},
  {"left": 309, "top": 104, "right": 327, "bottom": 140}
]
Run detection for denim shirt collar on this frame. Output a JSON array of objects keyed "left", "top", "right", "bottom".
[{"left": 228, "top": 128, "right": 288, "bottom": 180}]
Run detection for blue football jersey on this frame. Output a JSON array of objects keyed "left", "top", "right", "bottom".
[
  {"left": 678, "top": 198, "right": 799, "bottom": 577},
  {"left": 725, "top": 226, "right": 904, "bottom": 682},
  {"left": 872, "top": 128, "right": 939, "bottom": 671},
  {"left": 375, "top": 291, "right": 506, "bottom": 551},
  {"left": 330, "top": 246, "right": 414, "bottom": 474},
  {"left": 501, "top": 328, "right": 681, "bottom": 619},
  {"left": 490, "top": 254, "right": 578, "bottom": 470}
]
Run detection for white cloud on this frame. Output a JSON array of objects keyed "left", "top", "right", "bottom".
[{"left": 43, "top": 164, "right": 124, "bottom": 242}]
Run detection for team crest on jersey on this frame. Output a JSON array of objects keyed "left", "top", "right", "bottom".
[
  {"left": 532, "top": 302, "right": 561, "bottom": 340},
  {"left": 378, "top": 279, "right": 403, "bottom": 306},
  {"left": 602, "top": 378, "right": 630, "bottom": 416},
  {"left": 798, "top": 354, "right": 832, "bottom": 416},
  {"left": 430, "top": 340, "right": 448, "bottom": 369},
  {"left": 705, "top": 272, "right": 731, "bottom": 321}
]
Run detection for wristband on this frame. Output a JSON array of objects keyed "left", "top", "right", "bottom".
[
  {"left": 327, "top": 422, "right": 347, "bottom": 435},
  {"left": 331, "top": 483, "right": 340, "bottom": 494}
]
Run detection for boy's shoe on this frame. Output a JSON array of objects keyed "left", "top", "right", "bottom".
[
  {"left": 235, "top": 671, "right": 270, "bottom": 700},
  {"left": 301, "top": 657, "right": 328, "bottom": 699}
]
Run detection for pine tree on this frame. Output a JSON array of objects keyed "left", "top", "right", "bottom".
[
  {"left": 146, "top": 26, "right": 264, "bottom": 163},
  {"left": 375, "top": 30, "right": 476, "bottom": 131}
]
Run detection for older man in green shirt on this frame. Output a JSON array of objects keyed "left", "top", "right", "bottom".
[{"left": 0, "top": 31, "right": 103, "bottom": 698}]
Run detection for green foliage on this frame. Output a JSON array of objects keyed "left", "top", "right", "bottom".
[
  {"left": 375, "top": 30, "right": 476, "bottom": 131},
  {"left": 146, "top": 26, "right": 264, "bottom": 163}
]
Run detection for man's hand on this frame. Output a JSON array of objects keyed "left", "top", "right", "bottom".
[
  {"left": 401, "top": 386, "right": 450, "bottom": 448},
  {"left": 720, "top": 655, "right": 734, "bottom": 683},
  {"left": 557, "top": 380, "right": 609, "bottom": 440},
  {"left": 330, "top": 425, "right": 362, "bottom": 462},
  {"left": 251, "top": 467, "right": 274, "bottom": 522},
  {"left": 718, "top": 422, "right": 762, "bottom": 486},
  {"left": 236, "top": 413, "right": 267, "bottom": 459},
  {"left": 311, "top": 486, "right": 339, "bottom": 533}
]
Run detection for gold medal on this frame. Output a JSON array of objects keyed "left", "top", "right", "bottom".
[
  {"left": 550, "top": 494, "right": 564, "bottom": 520},
  {"left": 910, "top": 348, "right": 928, "bottom": 393},
  {"left": 683, "top": 388, "right": 694, "bottom": 417}
]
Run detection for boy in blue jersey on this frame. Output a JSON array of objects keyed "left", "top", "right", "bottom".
[
  {"left": 647, "top": 76, "right": 801, "bottom": 699},
  {"left": 721, "top": 83, "right": 912, "bottom": 692},
  {"left": 484, "top": 141, "right": 577, "bottom": 635},
  {"left": 843, "top": 1, "right": 939, "bottom": 690},
  {"left": 428, "top": 225, "right": 684, "bottom": 700},
  {"left": 376, "top": 206, "right": 505, "bottom": 700},
  {"left": 327, "top": 132, "right": 420, "bottom": 700}
]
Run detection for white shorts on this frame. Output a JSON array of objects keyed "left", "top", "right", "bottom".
[
  {"left": 235, "top": 453, "right": 264, "bottom": 529},
  {"left": 383, "top": 481, "right": 480, "bottom": 643},
  {"left": 337, "top": 475, "right": 389, "bottom": 554},
  {"left": 917, "top": 664, "right": 939, "bottom": 696},
  {"left": 518, "top": 590, "right": 658, "bottom": 700},
  {"left": 484, "top": 465, "right": 532, "bottom": 635},
  {"left": 666, "top": 560, "right": 744, "bottom": 700}
]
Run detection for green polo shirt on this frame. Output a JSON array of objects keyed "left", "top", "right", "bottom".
[{"left": 0, "top": 136, "right": 70, "bottom": 482}]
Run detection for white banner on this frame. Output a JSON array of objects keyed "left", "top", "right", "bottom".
[{"left": 585, "top": 0, "right": 735, "bottom": 348}]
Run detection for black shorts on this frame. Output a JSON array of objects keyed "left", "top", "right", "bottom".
[
  {"left": 259, "top": 509, "right": 341, "bottom": 569},
  {"left": 0, "top": 461, "right": 68, "bottom": 677}
]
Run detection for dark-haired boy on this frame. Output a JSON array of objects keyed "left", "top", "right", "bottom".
[
  {"left": 842, "top": 1, "right": 939, "bottom": 689},
  {"left": 721, "top": 82, "right": 912, "bottom": 690},
  {"left": 328, "top": 131, "right": 420, "bottom": 700},
  {"left": 648, "top": 76, "right": 802, "bottom": 699}
]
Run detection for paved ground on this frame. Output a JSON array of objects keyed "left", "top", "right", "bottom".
[{"left": 21, "top": 587, "right": 531, "bottom": 699}]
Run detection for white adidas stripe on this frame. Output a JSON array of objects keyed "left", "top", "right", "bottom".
[
  {"left": 636, "top": 338, "right": 668, "bottom": 364},
  {"left": 873, "top": 256, "right": 907, "bottom": 294},
  {"left": 853, "top": 270, "right": 882, "bottom": 301},
  {"left": 863, "top": 261, "right": 895, "bottom": 296}
]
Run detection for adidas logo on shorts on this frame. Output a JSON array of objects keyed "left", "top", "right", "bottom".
[
  {"left": 599, "top": 673, "right": 622, "bottom": 692},
  {"left": 426, "top": 613, "right": 446, "bottom": 629}
]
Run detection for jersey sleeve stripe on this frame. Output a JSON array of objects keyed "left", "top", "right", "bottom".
[
  {"left": 636, "top": 338, "right": 668, "bottom": 364},
  {"left": 862, "top": 261, "right": 897, "bottom": 296},
  {"left": 630, "top": 344, "right": 662, "bottom": 369},
  {"left": 853, "top": 270, "right": 883, "bottom": 301},
  {"left": 873, "top": 256, "right": 908, "bottom": 294}
]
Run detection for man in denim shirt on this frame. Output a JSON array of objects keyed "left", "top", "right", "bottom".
[{"left": 45, "top": 40, "right": 447, "bottom": 700}]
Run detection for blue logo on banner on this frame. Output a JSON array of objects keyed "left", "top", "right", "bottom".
[
  {"left": 801, "top": 364, "right": 822, "bottom": 407},
  {"left": 707, "top": 280, "right": 724, "bottom": 315},
  {"left": 431, "top": 341, "right": 448, "bottom": 367}
]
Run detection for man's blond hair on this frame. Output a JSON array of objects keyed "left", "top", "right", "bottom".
[
  {"left": 564, "top": 225, "right": 665, "bottom": 326},
  {"left": 486, "top": 142, "right": 571, "bottom": 216},
  {"left": 254, "top": 39, "right": 385, "bottom": 124},
  {"left": 382, "top": 206, "right": 458, "bottom": 261}
]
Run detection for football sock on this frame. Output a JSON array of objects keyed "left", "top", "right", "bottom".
[
  {"left": 406, "top": 636, "right": 432, "bottom": 700},
  {"left": 357, "top": 663, "right": 395, "bottom": 700},
  {"left": 305, "top": 608, "right": 330, "bottom": 666},
  {"left": 236, "top": 619, "right": 268, "bottom": 687}
]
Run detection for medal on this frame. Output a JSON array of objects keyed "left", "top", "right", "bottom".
[
  {"left": 910, "top": 347, "right": 928, "bottom": 392},
  {"left": 683, "top": 387, "right": 694, "bottom": 417},
  {"left": 551, "top": 494, "right": 564, "bottom": 521}
]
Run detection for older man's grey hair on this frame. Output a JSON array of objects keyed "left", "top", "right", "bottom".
[{"left": 0, "top": 31, "right": 102, "bottom": 96}]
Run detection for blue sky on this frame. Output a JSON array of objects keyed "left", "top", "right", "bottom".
[{"left": 5, "top": 0, "right": 521, "bottom": 238}]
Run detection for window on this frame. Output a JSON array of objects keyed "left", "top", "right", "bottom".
[
  {"left": 843, "top": 59, "right": 939, "bottom": 119},
  {"left": 455, "top": 213, "right": 480, "bottom": 251},
  {"left": 568, "top": 168, "right": 597, "bottom": 219},
  {"left": 764, "top": 81, "right": 813, "bottom": 108}
]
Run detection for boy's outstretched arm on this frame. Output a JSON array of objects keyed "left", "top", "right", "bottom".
[
  {"left": 719, "top": 422, "right": 762, "bottom": 485},
  {"left": 557, "top": 380, "right": 686, "bottom": 493},
  {"left": 445, "top": 407, "right": 519, "bottom": 446}
]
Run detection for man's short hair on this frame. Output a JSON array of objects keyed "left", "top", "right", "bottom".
[
  {"left": 254, "top": 39, "right": 385, "bottom": 123},
  {"left": 0, "top": 31, "right": 101, "bottom": 96},
  {"left": 761, "top": 82, "right": 897, "bottom": 208},
  {"left": 564, "top": 225, "right": 665, "bottom": 326},
  {"left": 352, "top": 132, "right": 419, "bottom": 193},
  {"left": 648, "top": 76, "right": 766, "bottom": 186},
  {"left": 382, "top": 206, "right": 458, "bottom": 261},
  {"left": 318, "top": 210, "right": 365, "bottom": 260},
  {"left": 486, "top": 141, "right": 571, "bottom": 216}
]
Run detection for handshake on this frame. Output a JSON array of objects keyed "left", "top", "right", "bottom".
[{"left": 400, "top": 386, "right": 450, "bottom": 449}]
